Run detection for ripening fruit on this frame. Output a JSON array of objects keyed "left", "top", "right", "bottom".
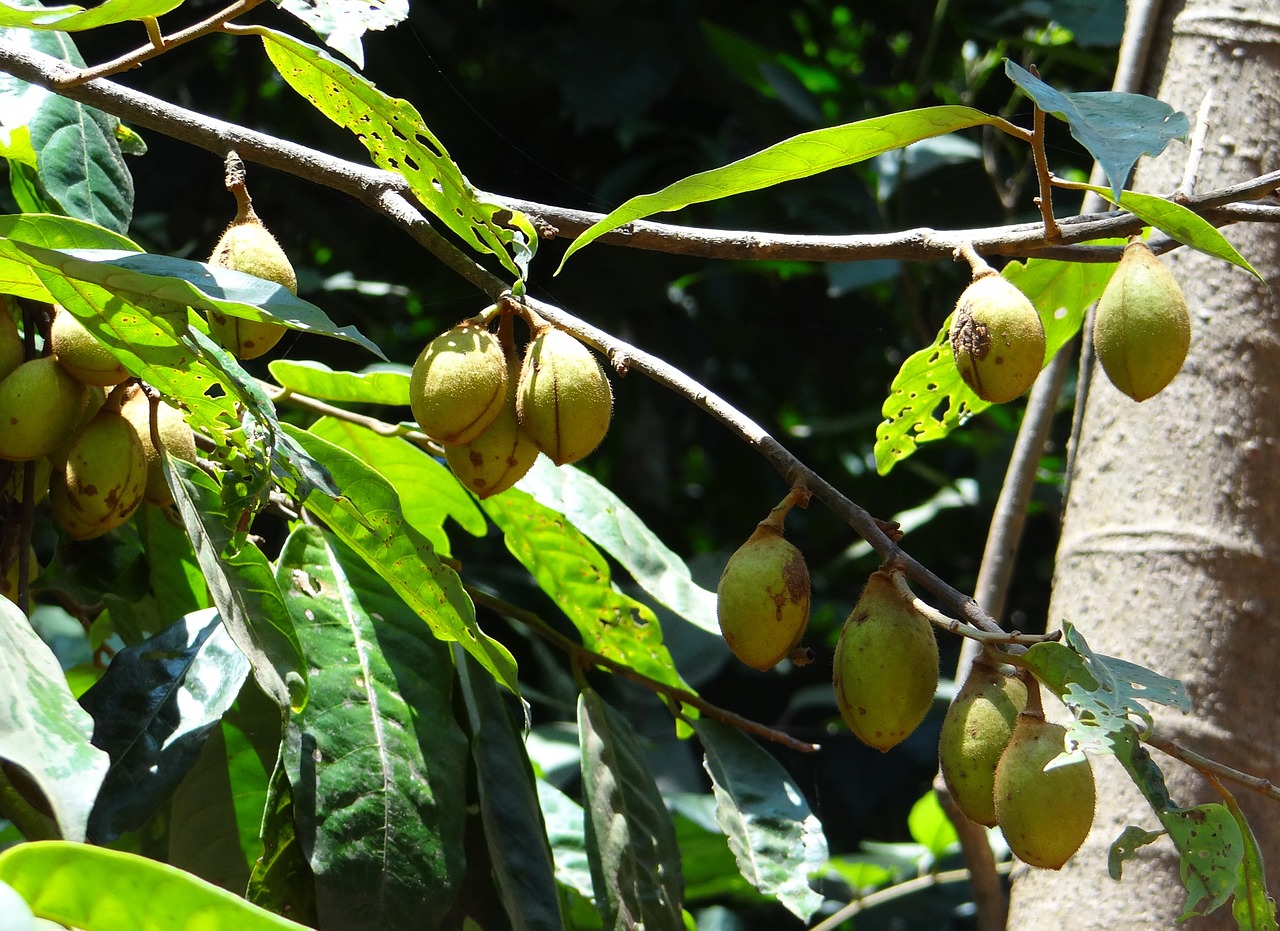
[
  {"left": 410, "top": 323, "right": 508, "bottom": 446},
  {"left": 205, "top": 215, "right": 296, "bottom": 360},
  {"left": 1093, "top": 240, "right": 1191, "bottom": 402},
  {"left": 0, "top": 357, "right": 89, "bottom": 461},
  {"left": 50, "top": 307, "right": 130, "bottom": 386},
  {"left": 949, "top": 273, "right": 1046, "bottom": 403},
  {"left": 0, "top": 311, "right": 21, "bottom": 383},
  {"left": 49, "top": 408, "right": 148, "bottom": 540},
  {"left": 119, "top": 387, "right": 198, "bottom": 506},
  {"left": 994, "top": 715, "right": 1096, "bottom": 869},
  {"left": 517, "top": 327, "right": 613, "bottom": 466},
  {"left": 445, "top": 361, "right": 539, "bottom": 498},
  {"left": 939, "top": 664, "right": 1028, "bottom": 826},
  {"left": 716, "top": 516, "right": 810, "bottom": 671},
  {"left": 834, "top": 568, "right": 939, "bottom": 751}
]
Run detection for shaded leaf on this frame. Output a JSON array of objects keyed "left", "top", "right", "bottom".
[
  {"left": 282, "top": 423, "right": 518, "bottom": 692},
  {"left": 278, "top": 525, "right": 468, "bottom": 929},
  {"left": 0, "top": 840, "right": 311, "bottom": 929},
  {"left": 267, "top": 358, "right": 410, "bottom": 406},
  {"left": 0, "top": 596, "right": 108, "bottom": 842},
  {"left": 1108, "top": 825, "right": 1165, "bottom": 881},
  {"left": 558, "top": 106, "right": 1006, "bottom": 269},
  {"left": 1004, "top": 60, "right": 1188, "bottom": 201},
  {"left": 516, "top": 456, "right": 719, "bottom": 636},
  {"left": 579, "top": 689, "right": 684, "bottom": 930},
  {"left": 1222, "top": 790, "right": 1278, "bottom": 931},
  {"left": 536, "top": 778, "right": 596, "bottom": 902},
  {"left": 81, "top": 609, "right": 251, "bottom": 842},
  {"left": 694, "top": 719, "right": 825, "bottom": 921},
  {"left": 247, "top": 757, "right": 318, "bottom": 925},
  {"left": 278, "top": 0, "right": 407, "bottom": 68}
]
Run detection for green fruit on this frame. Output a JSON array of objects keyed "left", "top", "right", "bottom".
[
  {"left": 949, "top": 273, "right": 1046, "bottom": 403},
  {"left": 49, "top": 408, "right": 148, "bottom": 540},
  {"left": 410, "top": 323, "right": 508, "bottom": 446},
  {"left": 939, "top": 664, "right": 1028, "bottom": 826},
  {"left": 0, "top": 311, "right": 21, "bottom": 383},
  {"left": 0, "top": 357, "right": 89, "bottom": 461},
  {"left": 517, "top": 327, "right": 613, "bottom": 466},
  {"left": 833, "top": 568, "right": 939, "bottom": 751},
  {"left": 716, "top": 520, "right": 810, "bottom": 671},
  {"left": 120, "top": 388, "right": 198, "bottom": 506},
  {"left": 50, "top": 307, "right": 130, "bottom": 386},
  {"left": 205, "top": 218, "right": 296, "bottom": 360},
  {"left": 994, "top": 715, "right": 1096, "bottom": 869},
  {"left": 445, "top": 367, "right": 539, "bottom": 498},
  {"left": 1, "top": 457, "right": 52, "bottom": 506},
  {"left": 1093, "top": 240, "right": 1191, "bottom": 401}
]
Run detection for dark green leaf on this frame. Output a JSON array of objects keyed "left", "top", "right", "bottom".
[
  {"left": 283, "top": 423, "right": 519, "bottom": 692},
  {"left": 267, "top": 359, "right": 410, "bottom": 406},
  {"left": 81, "top": 609, "right": 251, "bottom": 842},
  {"left": 1108, "top": 825, "right": 1165, "bottom": 881},
  {"left": 578, "top": 689, "right": 684, "bottom": 930},
  {"left": 1004, "top": 60, "right": 1188, "bottom": 201},
  {"left": 456, "top": 650, "right": 564, "bottom": 931},
  {"left": 694, "top": 719, "right": 825, "bottom": 920},
  {"left": 1222, "top": 791, "right": 1278, "bottom": 931},
  {"left": 247, "top": 758, "right": 318, "bottom": 925},
  {"left": 536, "top": 778, "right": 596, "bottom": 904},
  {"left": 1163, "top": 803, "right": 1244, "bottom": 921},
  {"left": 0, "top": 596, "right": 108, "bottom": 842},
  {"left": 139, "top": 503, "right": 211, "bottom": 623},
  {"left": 277, "top": 525, "right": 468, "bottom": 929}
]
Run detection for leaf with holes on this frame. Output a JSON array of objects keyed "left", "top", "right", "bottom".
[{"left": 1163, "top": 803, "right": 1245, "bottom": 921}]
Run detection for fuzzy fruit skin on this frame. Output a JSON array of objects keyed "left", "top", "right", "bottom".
[
  {"left": 49, "top": 409, "right": 148, "bottom": 540},
  {"left": 1093, "top": 241, "right": 1191, "bottom": 402},
  {"left": 994, "top": 715, "right": 1096, "bottom": 869},
  {"left": 0, "top": 357, "right": 89, "bottom": 461},
  {"left": 411, "top": 323, "right": 508, "bottom": 446},
  {"left": 0, "top": 311, "right": 21, "bottom": 383},
  {"left": 517, "top": 328, "right": 613, "bottom": 466},
  {"left": 834, "top": 569, "right": 939, "bottom": 751},
  {"left": 445, "top": 372, "right": 539, "bottom": 498},
  {"left": 939, "top": 664, "right": 1028, "bottom": 826},
  {"left": 716, "top": 523, "right": 810, "bottom": 671},
  {"left": 949, "top": 274, "right": 1046, "bottom": 403},
  {"left": 205, "top": 220, "right": 296, "bottom": 360},
  {"left": 119, "top": 388, "right": 198, "bottom": 506},
  {"left": 50, "top": 307, "right": 130, "bottom": 386}
]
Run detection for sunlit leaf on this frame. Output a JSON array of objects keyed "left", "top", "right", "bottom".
[
  {"left": 267, "top": 358, "right": 410, "bottom": 406},
  {"left": 1164, "top": 803, "right": 1244, "bottom": 921},
  {"left": 0, "top": 0, "right": 182, "bottom": 31},
  {"left": 278, "top": 0, "right": 407, "bottom": 68},
  {"left": 1222, "top": 789, "right": 1278, "bottom": 931},
  {"left": 1108, "top": 825, "right": 1165, "bottom": 881}
]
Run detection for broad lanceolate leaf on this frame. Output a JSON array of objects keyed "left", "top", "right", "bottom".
[
  {"left": 1223, "top": 790, "right": 1278, "bottom": 931},
  {"left": 558, "top": 106, "right": 1007, "bottom": 269},
  {"left": 578, "top": 690, "right": 684, "bottom": 931},
  {"left": 1004, "top": 60, "right": 1189, "bottom": 201},
  {"left": 0, "top": 596, "right": 108, "bottom": 842},
  {"left": 278, "top": 0, "right": 407, "bottom": 68},
  {"left": 457, "top": 650, "right": 563, "bottom": 931},
  {"left": 0, "top": 840, "right": 311, "bottom": 930},
  {"left": 536, "top": 778, "right": 597, "bottom": 903},
  {"left": 694, "top": 719, "right": 826, "bottom": 921},
  {"left": 246, "top": 758, "right": 318, "bottom": 924},
  {"left": 517, "top": 456, "right": 719, "bottom": 636},
  {"left": 81, "top": 609, "right": 251, "bottom": 842},
  {"left": 0, "top": 0, "right": 182, "bottom": 31},
  {"left": 255, "top": 27, "right": 535, "bottom": 280},
  {"left": 1164, "top": 803, "right": 1245, "bottom": 921},
  {"left": 278, "top": 526, "right": 468, "bottom": 929},
  {"left": 267, "top": 358, "right": 410, "bottom": 406},
  {"left": 481, "top": 487, "right": 694, "bottom": 695},
  {"left": 309, "top": 416, "right": 485, "bottom": 558},
  {"left": 875, "top": 253, "right": 1117, "bottom": 474},
  {"left": 0, "top": 213, "right": 139, "bottom": 250},
  {"left": 282, "top": 424, "right": 519, "bottom": 692}
]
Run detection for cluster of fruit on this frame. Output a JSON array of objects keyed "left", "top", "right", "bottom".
[
  {"left": 716, "top": 507, "right": 1095, "bottom": 871},
  {"left": 950, "top": 239, "right": 1191, "bottom": 404},
  {"left": 409, "top": 312, "right": 613, "bottom": 498}
]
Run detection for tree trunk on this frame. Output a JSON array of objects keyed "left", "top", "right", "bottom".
[{"left": 1007, "top": 2, "right": 1280, "bottom": 928}]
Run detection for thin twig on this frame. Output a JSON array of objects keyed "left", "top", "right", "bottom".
[
  {"left": 809, "top": 865, "right": 1010, "bottom": 931},
  {"left": 467, "top": 586, "right": 819, "bottom": 754},
  {"left": 1176, "top": 91, "right": 1214, "bottom": 200},
  {"left": 889, "top": 569, "right": 1060, "bottom": 646},
  {"left": 1028, "top": 71, "right": 1060, "bottom": 240},
  {"left": 1143, "top": 729, "right": 1280, "bottom": 803},
  {"left": 258, "top": 381, "right": 440, "bottom": 449}
]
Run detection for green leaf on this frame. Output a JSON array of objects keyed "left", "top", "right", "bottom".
[
  {"left": 267, "top": 358, "right": 410, "bottom": 405},
  {"left": 906, "top": 790, "right": 960, "bottom": 860},
  {"left": 139, "top": 503, "right": 210, "bottom": 622},
  {"left": 255, "top": 27, "right": 535, "bottom": 280},
  {"left": 0, "top": 596, "right": 108, "bottom": 842},
  {"left": 516, "top": 456, "right": 719, "bottom": 636},
  {"left": 694, "top": 719, "right": 826, "bottom": 921},
  {"left": 309, "top": 416, "right": 485, "bottom": 557},
  {"left": 558, "top": 106, "right": 1006, "bottom": 269},
  {"left": 875, "top": 254, "right": 1117, "bottom": 474},
  {"left": 0, "top": 212, "right": 140, "bottom": 250},
  {"left": 0, "top": 840, "right": 312, "bottom": 930},
  {"left": 1222, "top": 791, "right": 1278, "bottom": 931},
  {"left": 282, "top": 423, "right": 518, "bottom": 692},
  {"left": 1108, "top": 825, "right": 1165, "bottom": 881},
  {"left": 578, "top": 689, "right": 684, "bottom": 930},
  {"left": 0, "top": 0, "right": 182, "bottom": 31},
  {"left": 277, "top": 0, "right": 407, "bottom": 68},
  {"left": 1004, "top": 60, "right": 1188, "bottom": 201},
  {"left": 1163, "top": 803, "right": 1245, "bottom": 921},
  {"left": 456, "top": 650, "right": 564, "bottom": 931},
  {"left": 1069, "top": 183, "right": 1259, "bottom": 277},
  {"left": 481, "top": 487, "right": 694, "bottom": 695},
  {"left": 246, "top": 758, "right": 318, "bottom": 924},
  {"left": 277, "top": 526, "right": 468, "bottom": 928},
  {"left": 536, "top": 778, "right": 596, "bottom": 902}
]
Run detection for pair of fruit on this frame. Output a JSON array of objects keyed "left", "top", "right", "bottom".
[
  {"left": 409, "top": 318, "right": 614, "bottom": 497},
  {"left": 949, "top": 239, "right": 1190, "bottom": 404},
  {"left": 939, "top": 663, "right": 1096, "bottom": 869}
]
